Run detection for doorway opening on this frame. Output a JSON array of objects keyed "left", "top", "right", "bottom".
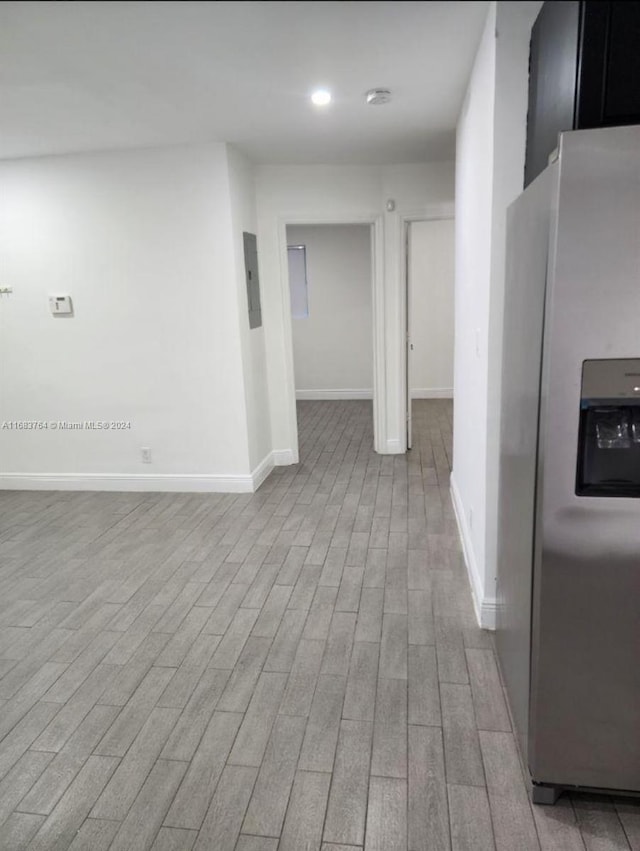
[
  {"left": 405, "top": 217, "right": 455, "bottom": 451},
  {"left": 285, "top": 223, "right": 376, "bottom": 461}
]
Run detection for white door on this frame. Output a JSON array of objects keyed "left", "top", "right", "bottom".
[{"left": 407, "top": 219, "right": 455, "bottom": 443}]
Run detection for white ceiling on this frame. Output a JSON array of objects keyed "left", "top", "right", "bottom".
[{"left": 0, "top": 0, "right": 489, "bottom": 164}]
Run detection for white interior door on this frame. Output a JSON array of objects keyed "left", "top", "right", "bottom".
[{"left": 405, "top": 223, "right": 413, "bottom": 450}]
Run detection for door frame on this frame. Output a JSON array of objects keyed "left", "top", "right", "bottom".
[
  {"left": 277, "top": 213, "right": 385, "bottom": 461},
  {"left": 400, "top": 206, "right": 455, "bottom": 451}
]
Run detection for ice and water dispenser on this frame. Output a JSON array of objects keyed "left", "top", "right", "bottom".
[{"left": 576, "top": 359, "right": 640, "bottom": 497}]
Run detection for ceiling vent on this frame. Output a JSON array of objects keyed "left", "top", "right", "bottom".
[{"left": 366, "top": 89, "right": 392, "bottom": 105}]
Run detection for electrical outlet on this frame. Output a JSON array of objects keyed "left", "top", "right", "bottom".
[{"left": 141, "top": 447, "right": 152, "bottom": 464}]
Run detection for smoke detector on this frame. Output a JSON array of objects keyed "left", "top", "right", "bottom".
[{"left": 366, "top": 88, "right": 392, "bottom": 105}]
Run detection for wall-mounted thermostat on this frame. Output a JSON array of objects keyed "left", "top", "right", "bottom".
[{"left": 49, "top": 295, "right": 73, "bottom": 316}]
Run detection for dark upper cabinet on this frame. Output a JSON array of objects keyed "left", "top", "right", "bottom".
[
  {"left": 526, "top": 2, "right": 581, "bottom": 188},
  {"left": 525, "top": 1, "right": 640, "bottom": 186}
]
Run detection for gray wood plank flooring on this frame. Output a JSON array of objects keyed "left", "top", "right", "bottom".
[{"left": 0, "top": 399, "right": 637, "bottom": 850}]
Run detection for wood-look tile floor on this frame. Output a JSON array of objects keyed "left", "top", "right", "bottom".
[{"left": 0, "top": 399, "right": 638, "bottom": 850}]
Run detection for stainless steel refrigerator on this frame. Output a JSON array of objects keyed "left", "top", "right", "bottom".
[{"left": 496, "top": 125, "right": 640, "bottom": 804}]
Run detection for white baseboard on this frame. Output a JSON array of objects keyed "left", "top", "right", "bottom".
[
  {"left": 449, "top": 472, "right": 497, "bottom": 630},
  {"left": 383, "top": 438, "right": 403, "bottom": 454},
  {"left": 478, "top": 596, "right": 498, "bottom": 631},
  {"left": 410, "top": 388, "right": 453, "bottom": 399},
  {"left": 0, "top": 473, "right": 256, "bottom": 493},
  {"left": 272, "top": 449, "right": 296, "bottom": 466},
  {"left": 251, "top": 453, "right": 275, "bottom": 489},
  {"left": 0, "top": 450, "right": 290, "bottom": 494},
  {"left": 296, "top": 389, "right": 373, "bottom": 400}
]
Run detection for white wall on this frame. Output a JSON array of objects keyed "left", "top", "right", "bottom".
[
  {"left": 451, "top": 0, "right": 542, "bottom": 626},
  {"left": 0, "top": 143, "right": 258, "bottom": 490},
  {"left": 227, "top": 145, "right": 273, "bottom": 475},
  {"left": 409, "top": 218, "right": 455, "bottom": 398},
  {"left": 287, "top": 224, "right": 372, "bottom": 398},
  {"left": 451, "top": 4, "right": 496, "bottom": 623},
  {"left": 256, "top": 162, "right": 455, "bottom": 459},
  {"left": 485, "top": 1, "right": 544, "bottom": 608}
]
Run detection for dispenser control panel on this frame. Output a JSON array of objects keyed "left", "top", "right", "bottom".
[{"left": 576, "top": 358, "right": 640, "bottom": 497}]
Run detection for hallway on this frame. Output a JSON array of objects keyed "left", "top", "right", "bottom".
[{"left": 0, "top": 400, "right": 637, "bottom": 850}]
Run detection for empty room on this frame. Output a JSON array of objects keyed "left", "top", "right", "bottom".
[
  {"left": 1, "top": 2, "right": 639, "bottom": 851},
  {"left": 287, "top": 223, "right": 375, "bottom": 465}
]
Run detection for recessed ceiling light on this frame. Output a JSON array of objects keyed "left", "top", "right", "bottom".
[
  {"left": 311, "top": 89, "right": 331, "bottom": 106},
  {"left": 366, "top": 88, "right": 392, "bottom": 105}
]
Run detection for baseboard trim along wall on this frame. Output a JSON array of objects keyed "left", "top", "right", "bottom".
[
  {"left": 411, "top": 387, "right": 453, "bottom": 399},
  {"left": 295, "top": 389, "right": 373, "bottom": 400},
  {"left": 449, "top": 472, "right": 497, "bottom": 630},
  {"left": 0, "top": 473, "right": 256, "bottom": 493},
  {"left": 272, "top": 448, "right": 296, "bottom": 465},
  {"left": 0, "top": 450, "right": 291, "bottom": 494},
  {"left": 250, "top": 452, "right": 275, "bottom": 490},
  {"left": 410, "top": 388, "right": 454, "bottom": 399},
  {"left": 385, "top": 438, "right": 402, "bottom": 454}
]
